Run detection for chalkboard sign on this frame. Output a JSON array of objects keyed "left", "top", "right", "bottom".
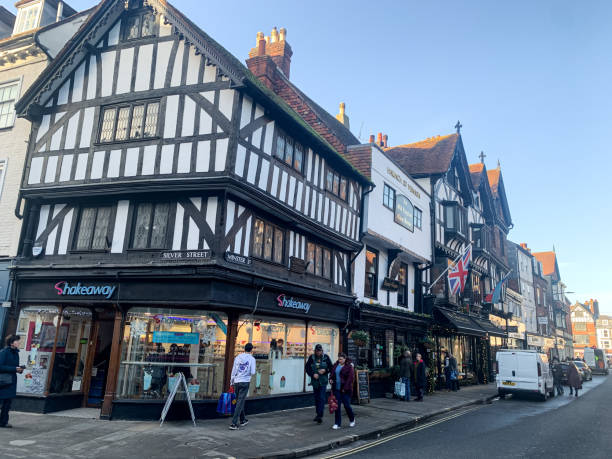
[
  {"left": 347, "top": 337, "right": 358, "bottom": 363},
  {"left": 355, "top": 370, "right": 370, "bottom": 404}
]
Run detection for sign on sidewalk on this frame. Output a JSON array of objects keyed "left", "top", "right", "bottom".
[{"left": 160, "top": 372, "right": 196, "bottom": 427}]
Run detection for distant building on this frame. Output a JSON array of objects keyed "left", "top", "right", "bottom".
[
  {"left": 570, "top": 302, "right": 597, "bottom": 358},
  {"left": 595, "top": 315, "right": 612, "bottom": 358}
]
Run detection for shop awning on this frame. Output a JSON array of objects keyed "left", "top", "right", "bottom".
[
  {"left": 434, "top": 308, "right": 487, "bottom": 337},
  {"left": 470, "top": 316, "right": 507, "bottom": 338}
]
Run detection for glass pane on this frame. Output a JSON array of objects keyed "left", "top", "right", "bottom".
[
  {"left": 284, "top": 139, "right": 293, "bottom": 166},
  {"left": 126, "top": 15, "right": 141, "bottom": 39},
  {"left": 340, "top": 178, "right": 347, "bottom": 200},
  {"left": 333, "top": 174, "right": 340, "bottom": 195},
  {"left": 76, "top": 207, "right": 96, "bottom": 250},
  {"left": 306, "top": 243, "right": 315, "bottom": 274},
  {"left": 117, "top": 308, "right": 228, "bottom": 400},
  {"left": 144, "top": 102, "right": 159, "bottom": 137},
  {"left": 326, "top": 170, "right": 334, "bottom": 191},
  {"left": 133, "top": 203, "right": 153, "bottom": 249},
  {"left": 150, "top": 203, "right": 170, "bottom": 248},
  {"left": 92, "top": 207, "right": 111, "bottom": 250},
  {"left": 264, "top": 224, "right": 273, "bottom": 260},
  {"left": 115, "top": 107, "right": 130, "bottom": 141},
  {"left": 130, "top": 105, "right": 145, "bottom": 139},
  {"left": 293, "top": 144, "right": 303, "bottom": 172},
  {"left": 276, "top": 134, "right": 285, "bottom": 159},
  {"left": 323, "top": 249, "right": 331, "bottom": 279},
  {"left": 315, "top": 246, "right": 322, "bottom": 276},
  {"left": 273, "top": 228, "right": 283, "bottom": 264},
  {"left": 141, "top": 13, "right": 156, "bottom": 37},
  {"left": 252, "top": 219, "right": 264, "bottom": 258},
  {"left": 100, "top": 108, "right": 116, "bottom": 142}
]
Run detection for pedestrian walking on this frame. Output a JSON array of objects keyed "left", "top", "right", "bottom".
[
  {"left": 398, "top": 350, "right": 412, "bottom": 401},
  {"left": 414, "top": 353, "right": 426, "bottom": 401},
  {"left": 229, "top": 343, "right": 256, "bottom": 430},
  {"left": 567, "top": 361, "right": 582, "bottom": 397},
  {"left": 0, "top": 335, "right": 24, "bottom": 428},
  {"left": 305, "top": 344, "right": 333, "bottom": 424},
  {"left": 449, "top": 352, "right": 459, "bottom": 391},
  {"left": 551, "top": 357, "right": 564, "bottom": 396},
  {"left": 444, "top": 352, "right": 452, "bottom": 391},
  {"left": 329, "top": 353, "right": 355, "bottom": 429}
]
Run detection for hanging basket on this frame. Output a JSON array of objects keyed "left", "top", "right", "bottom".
[{"left": 350, "top": 330, "right": 370, "bottom": 348}]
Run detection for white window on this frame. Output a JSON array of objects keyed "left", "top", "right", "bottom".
[
  {"left": 14, "top": 3, "right": 41, "bottom": 34},
  {"left": 602, "top": 320, "right": 609, "bottom": 325},
  {"left": 0, "top": 81, "right": 20, "bottom": 129},
  {"left": 604, "top": 330, "right": 610, "bottom": 338}
]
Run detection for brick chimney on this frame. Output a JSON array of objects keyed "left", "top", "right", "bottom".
[
  {"left": 247, "top": 27, "right": 293, "bottom": 79},
  {"left": 335, "top": 102, "right": 350, "bottom": 130}
]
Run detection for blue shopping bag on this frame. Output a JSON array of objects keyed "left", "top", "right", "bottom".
[{"left": 216, "top": 388, "right": 236, "bottom": 416}]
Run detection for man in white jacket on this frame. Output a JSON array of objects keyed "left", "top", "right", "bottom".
[{"left": 229, "top": 343, "right": 256, "bottom": 430}]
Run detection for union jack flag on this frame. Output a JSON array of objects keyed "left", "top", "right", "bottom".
[{"left": 448, "top": 245, "right": 472, "bottom": 295}]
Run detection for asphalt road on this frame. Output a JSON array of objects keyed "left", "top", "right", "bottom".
[{"left": 317, "top": 375, "right": 612, "bottom": 459}]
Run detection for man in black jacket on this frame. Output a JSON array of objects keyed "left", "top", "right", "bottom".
[
  {"left": 305, "top": 344, "right": 333, "bottom": 424},
  {"left": 399, "top": 350, "right": 412, "bottom": 401},
  {"left": 0, "top": 335, "right": 24, "bottom": 428}
]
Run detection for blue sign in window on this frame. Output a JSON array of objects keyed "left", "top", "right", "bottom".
[{"left": 152, "top": 331, "right": 200, "bottom": 344}]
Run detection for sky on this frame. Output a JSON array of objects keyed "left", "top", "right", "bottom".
[{"left": 4, "top": 0, "right": 611, "bottom": 313}]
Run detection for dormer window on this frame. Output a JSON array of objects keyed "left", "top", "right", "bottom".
[
  {"left": 13, "top": 1, "right": 41, "bottom": 35},
  {"left": 124, "top": 11, "right": 157, "bottom": 40}
]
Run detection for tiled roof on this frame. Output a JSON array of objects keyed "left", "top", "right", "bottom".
[
  {"left": 345, "top": 145, "right": 372, "bottom": 179},
  {"left": 384, "top": 133, "right": 459, "bottom": 177},
  {"left": 469, "top": 163, "right": 485, "bottom": 187},
  {"left": 487, "top": 168, "right": 501, "bottom": 194},
  {"left": 533, "top": 251, "right": 556, "bottom": 276}
]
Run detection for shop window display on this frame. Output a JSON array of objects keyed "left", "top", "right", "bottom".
[
  {"left": 117, "top": 308, "right": 227, "bottom": 400},
  {"left": 236, "top": 316, "right": 307, "bottom": 396},
  {"left": 305, "top": 322, "right": 340, "bottom": 391}
]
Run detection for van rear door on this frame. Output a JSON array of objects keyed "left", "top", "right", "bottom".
[{"left": 515, "top": 352, "right": 538, "bottom": 391}]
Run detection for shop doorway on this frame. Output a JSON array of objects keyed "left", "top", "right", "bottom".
[{"left": 83, "top": 319, "right": 114, "bottom": 408}]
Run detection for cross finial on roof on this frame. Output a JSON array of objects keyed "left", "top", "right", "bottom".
[
  {"left": 497, "top": 159, "right": 501, "bottom": 168},
  {"left": 479, "top": 151, "right": 486, "bottom": 164},
  {"left": 455, "top": 120, "right": 462, "bottom": 134}
]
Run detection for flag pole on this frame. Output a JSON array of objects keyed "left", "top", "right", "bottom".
[{"left": 427, "top": 244, "right": 472, "bottom": 293}]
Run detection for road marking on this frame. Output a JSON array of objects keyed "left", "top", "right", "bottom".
[
  {"left": 322, "top": 406, "right": 482, "bottom": 459},
  {"left": 9, "top": 440, "right": 36, "bottom": 446}
]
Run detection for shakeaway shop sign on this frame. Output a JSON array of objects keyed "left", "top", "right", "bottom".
[
  {"left": 54, "top": 281, "right": 116, "bottom": 299},
  {"left": 277, "top": 294, "right": 311, "bottom": 314}
]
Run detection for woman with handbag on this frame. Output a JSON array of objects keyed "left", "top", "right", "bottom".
[
  {"left": 328, "top": 353, "right": 355, "bottom": 430},
  {"left": 0, "top": 335, "right": 24, "bottom": 428}
]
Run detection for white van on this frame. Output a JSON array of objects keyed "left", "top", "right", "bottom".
[{"left": 496, "top": 349, "right": 554, "bottom": 401}]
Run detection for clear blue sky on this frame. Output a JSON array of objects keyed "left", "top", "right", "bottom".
[{"left": 5, "top": 0, "right": 611, "bottom": 313}]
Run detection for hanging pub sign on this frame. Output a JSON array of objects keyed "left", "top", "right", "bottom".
[
  {"left": 224, "top": 251, "right": 252, "bottom": 265},
  {"left": 381, "top": 277, "right": 400, "bottom": 291},
  {"left": 394, "top": 194, "right": 414, "bottom": 232},
  {"left": 159, "top": 250, "right": 212, "bottom": 260}
]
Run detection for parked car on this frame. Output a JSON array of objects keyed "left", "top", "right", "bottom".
[
  {"left": 496, "top": 350, "right": 554, "bottom": 401},
  {"left": 573, "top": 360, "right": 592, "bottom": 381}
]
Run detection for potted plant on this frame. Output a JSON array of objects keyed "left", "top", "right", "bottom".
[{"left": 350, "top": 330, "right": 370, "bottom": 348}]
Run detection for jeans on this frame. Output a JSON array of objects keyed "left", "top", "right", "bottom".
[
  {"left": 313, "top": 385, "right": 326, "bottom": 418},
  {"left": 0, "top": 399, "right": 11, "bottom": 426},
  {"left": 569, "top": 386, "right": 579, "bottom": 396},
  {"left": 554, "top": 382, "right": 564, "bottom": 396},
  {"left": 333, "top": 389, "right": 354, "bottom": 427},
  {"left": 231, "top": 382, "right": 250, "bottom": 425},
  {"left": 401, "top": 377, "right": 411, "bottom": 401},
  {"left": 444, "top": 369, "right": 452, "bottom": 390},
  {"left": 414, "top": 386, "right": 424, "bottom": 400}
]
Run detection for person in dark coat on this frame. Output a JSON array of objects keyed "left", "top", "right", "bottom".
[
  {"left": 305, "top": 344, "right": 333, "bottom": 423},
  {"left": 398, "top": 350, "right": 412, "bottom": 401},
  {"left": 329, "top": 353, "right": 355, "bottom": 429},
  {"left": 551, "top": 357, "right": 564, "bottom": 396},
  {"left": 413, "top": 353, "right": 426, "bottom": 401},
  {"left": 449, "top": 352, "right": 459, "bottom": 391},
  {"left": 0, "top": 335, "right": 24, "bottom": 428},
  {"left": 567, "top": 361, "right": 582, "bottom": 397}
]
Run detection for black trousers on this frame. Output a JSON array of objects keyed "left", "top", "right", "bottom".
[{"left": 0, "top": 398, "right": 11, "bottom": 426}]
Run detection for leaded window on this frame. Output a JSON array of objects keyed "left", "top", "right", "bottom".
[
  {"left": 275, "top": 131, "right": 303, "bottom": 173},
  {"left": 124, "top": 11, "right": 157, "bottom": 40},
  {"left": 0, "top": 81, "right": 19, "bottom": 129},
  {"left": 326, "top": 168, "right": 346, "bottom": 200},
  {"left": 398, "top": 263, "right": 408, "bottom": 306},
  {"left": 364, "top": 248, "right": 378, "bottom": 299},
  {"left": 99, "top": 100, "right": 159, "bottom": 143},
  {"left": 252, "top": 218, "right": 284, "bottom": 264},
  {"left": 131, "top": 202, "right": 170, "bottom": 249},
  {"left": 306, "top": 241, "right": 332, "bottom": 280},
  {"left": 75, "top": 206, "right": 113, "bottom": 251}
]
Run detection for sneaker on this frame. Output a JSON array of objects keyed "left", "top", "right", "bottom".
[
  {"left": 229, "top": 424, "right": 239, "bottom": 430},
  {"left": 0, "top": 424, "right": 12, "bottom": 428},
  {"left": 240, "top": 419, "right": 249, "bottom": 426},
  {"left": 332, "top": 424, "right": 340, "bottom": 430},
  {"left": 316, "top": 418, "right": 323, "bottom": 424},
  {"left": 313, "top": 416, "right": 320, "bottom": 422},
  {"left": 349, "top": 421, "right": 356, "bottom": 428}
]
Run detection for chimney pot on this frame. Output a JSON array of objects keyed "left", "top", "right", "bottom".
[
  {"left": 257, "top": 37, "right": 266, "bottom": 56},
  {"left": 369, "top": 134, "right": 375, "bottom": 143},
  {"left": 383, "top": 134, "right": 388, "bottom": 148},
  {"left": 256, "top": 31, "right": 264, "bottom": 46},
  {"left": 339, "top": 102, "right": 345, "bottom": 115},
  {"left": 377, "top": 133, "right": 383, "bottom": 146},
  {"left": 271, "top": 27, "right": 279, "bottom": 43},
  {"left": 279, "top": 28, "right": 287, "bottom": 41}
]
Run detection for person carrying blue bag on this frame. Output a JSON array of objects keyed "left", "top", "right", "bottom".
[{"left": 228, "top": 343, "right": 256, "bottom": 430}]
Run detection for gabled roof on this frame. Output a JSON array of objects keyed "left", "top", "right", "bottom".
[
  {"left": 469, "top": 163, "right": 484, "bottom": 187},
  {"left": 384, "top": 133, "right": 459, "bottom": 177},
  {"left": 15, "top": 0, "right": 370, "bottom": 184},
  {"left": 532, "top": 251, "right": 559, "bottom": 279},
  {"left": 487, "top": 166, "right": 512, "bottom": 228},
  {"left": 468, "top": 162, "right": 496, "bottom": 222}
]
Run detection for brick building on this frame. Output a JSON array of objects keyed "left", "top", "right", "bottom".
[{"left": 570, "top": 302, "right": 597, "bottom": 358}]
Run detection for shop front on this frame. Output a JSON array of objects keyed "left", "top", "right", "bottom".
[{"left": 11, "top": 272, "right": 351, "bottom": 420}]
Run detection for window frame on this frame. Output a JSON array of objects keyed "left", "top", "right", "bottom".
[
  {"left": 251, "top": 217, "right": 285, "bottom": 265},
  {"left": 128, "top": 201, "right": 174, "bottom": 250},
  {"left": 305, "top": 241, "right": 333, "bottom": 281},
  {"left": 383, "top": 183, "right": 395, "bottom": 211},
  {"left": 0, "top": 79, "right": 21, "bottom": 130},
  {"left": 274, "top": 130, "right": 304, "bottom": 174},
  {"left": 364, "top": 247, "right": 379, "bottom": 299},
  {"left": 97, "top": 99, "right": 160, "bottom": 145},
  {"left": 14, "top": 2, "right": 42, "bottom": 35},
  {"left": 71, "top": 204, "right": 116, "bottom": 252},
  {"left": 122, "top": 9, "right": 158, "bottom": 41},
  {"left": 325, "top": 167, "right": 347, "bottom": 201},
  {"left": 414, "top": 206, "right": 422, "bottom": 229},
  {"left": 397, "top": 262, "right": 408, "bottom": 306}
]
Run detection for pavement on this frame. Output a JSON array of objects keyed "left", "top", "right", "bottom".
[
  {"left": 316, "top": 375, "right": 611, "bottom": 459},
  {"left": 0, "top": 383, "right": 497, "bottom": 459}
]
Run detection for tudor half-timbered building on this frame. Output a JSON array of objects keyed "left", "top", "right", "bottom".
[
  {"left": 9, "top": 0, "right": 368, "bottom": 419},
  {"left": 385, "top": 129, "right": 505, "bottom": 389}
]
